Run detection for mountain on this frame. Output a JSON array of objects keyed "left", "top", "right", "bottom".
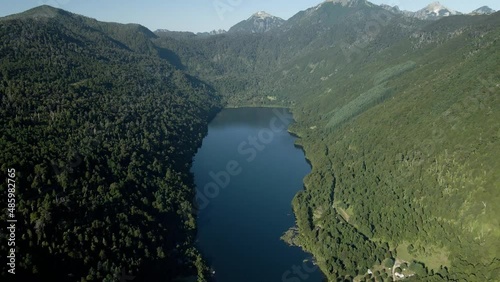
[
  {"left": 156, "top": 2, "right": 500, "bottom": 281},
  {"left": 205, "top": 29, "right": 227, "bottom": 35},
  {"left": 228, "top": 11, "right": 285, "bottom": 33},
  {"left": 379, "top": 4, "right": 403, "bottom": 14},
  {"left": 2, "top": 2, "right": 500, "bottom": 282},
  {"left": 412, "top": 1, "right": 461, "bottom": 20},
  {"left": 381, "top": 2, "right": 464, "bottom": 20},
  {"left": 0, "top": 4, "right": 69, "bottom": 20},
  {"left": 0, "top": 5, "right": 220, "bottom": 281},
  {"left": 154, "top": 29, "right": 228, "bottom": 40},
  {"left": 471, "top": 6, "right": 496, "bottom": 15},
  {"left": 155, "top": 29, "right": 198, "bottom": 40},
  {"left": 321, "top": 0, "right": 370, "bottom": 8}
]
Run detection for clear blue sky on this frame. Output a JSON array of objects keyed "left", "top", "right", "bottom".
[{"left": 1, "top": 0, "right": 498, "bottom": 33}]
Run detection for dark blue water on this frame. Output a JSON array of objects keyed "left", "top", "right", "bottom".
[{"left": 192, "top": 108, "right": 324, "bottom": 282}]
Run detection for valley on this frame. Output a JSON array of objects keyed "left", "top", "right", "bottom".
[{"left": 0, "top": 0, "right": 499, "bottom": 281}]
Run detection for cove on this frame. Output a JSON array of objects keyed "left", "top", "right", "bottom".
[{"left": 191, "top": 108, "right": 324, "bottom": 282}]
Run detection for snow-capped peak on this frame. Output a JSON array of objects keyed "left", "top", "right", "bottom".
[
  {"left": 412, "top": 1, "right": 461, "bottom": 20},
  {"left": 229, "top": 11, "right": 284, "bottom": 34},
  {"left": 425, "top": 1, "right": 457, "bottom": 15},
  {"left": 252, "top": 11, "right": 274, "bottom": 19}
]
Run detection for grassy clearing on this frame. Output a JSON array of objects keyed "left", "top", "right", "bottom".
[
  {"left": 373, "top": 61, "right": 417, "bottom": 85},
  {"left": 396, "top": 242, "right": 450, "bottom": 271},
  {"left": 336, "top": 206, "right": 351, "bottom": 222},
  {"left": 326, "top": 84, "right": 392, "bottom": 128}
]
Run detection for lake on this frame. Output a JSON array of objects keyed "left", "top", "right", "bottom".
[{"left": 191, "top": 108, "right": 324, "bottom": 282}]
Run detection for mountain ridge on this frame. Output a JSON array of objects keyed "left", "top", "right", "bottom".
[
  {"left": 1, "top": 2, "right": 499, "bottom": 281},
  {"left": 471, "top": 5, "right": 496, "bottom": 15},
  {"left": 227, "top": 10, "right": 285, "bottom": 34},
  {"left": 0, "top": 6, "right": 221, "bottom": 280},
  {"left": 153, "top": 5, "right": 500, "bottom": 280}
]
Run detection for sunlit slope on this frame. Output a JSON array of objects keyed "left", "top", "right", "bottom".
[
  {"left": 284, "top": 13, "right": 500, "bottom": 281},
  {"left": 158, "top": 5, "right": 500, "bottom": 280}
]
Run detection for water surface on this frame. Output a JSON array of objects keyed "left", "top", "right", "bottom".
[{"left": 192, "top": 108, "right": 323, "bottom": 282}]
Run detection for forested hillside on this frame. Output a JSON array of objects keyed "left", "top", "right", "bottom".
[
  {"left": 1, "top": 1, "right": 499, "bottom": 281},
  {"left": 156, "top": 2, "right": 500, "bottom": 281},
  {"left": 286, "top": 13, "right": 500, "bottom": 282},
  {"left": 0, "top": 6, "right": 220, "bottom": 281}
]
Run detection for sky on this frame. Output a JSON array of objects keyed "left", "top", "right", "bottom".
[{"left": 1, "top": 0, "right": 499, "bottom": 33}]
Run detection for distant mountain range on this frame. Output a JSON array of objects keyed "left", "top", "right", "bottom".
[
  {"left": 381, "top": 1, "right": 495, "bottom": 20},
  {"left": 225, "top": 1, "right": 497, "bottom": 35},
  {"left": 157, "top": 1, "right": 497, "bottom": 35},
  {"left": 322, "top": 0, "right": 368, "bottom": 8},
  {"left": 155, "top": 28, "right": 227, "bottom": 39},
  {"left": 1, "top": 1, "right": 500, "bottom": 281}
]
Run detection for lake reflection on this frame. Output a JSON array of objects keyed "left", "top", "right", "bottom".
[{"left": 191, "top": 108, "right": 324, "bottom": 282}]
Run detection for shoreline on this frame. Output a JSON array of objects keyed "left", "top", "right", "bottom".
[{"left": 193, "top": 105, "right": 327, "bottom": 281}]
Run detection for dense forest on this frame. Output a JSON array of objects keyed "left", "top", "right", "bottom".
[
  {"left": 1, "top": 1, "right": 499, "bottom": 281},
  {"left": 155, "top": 3, "right": 500, "bottom": 281},
  {"left": 0, "top": 6, "right": 220, "bottom": 281}
]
